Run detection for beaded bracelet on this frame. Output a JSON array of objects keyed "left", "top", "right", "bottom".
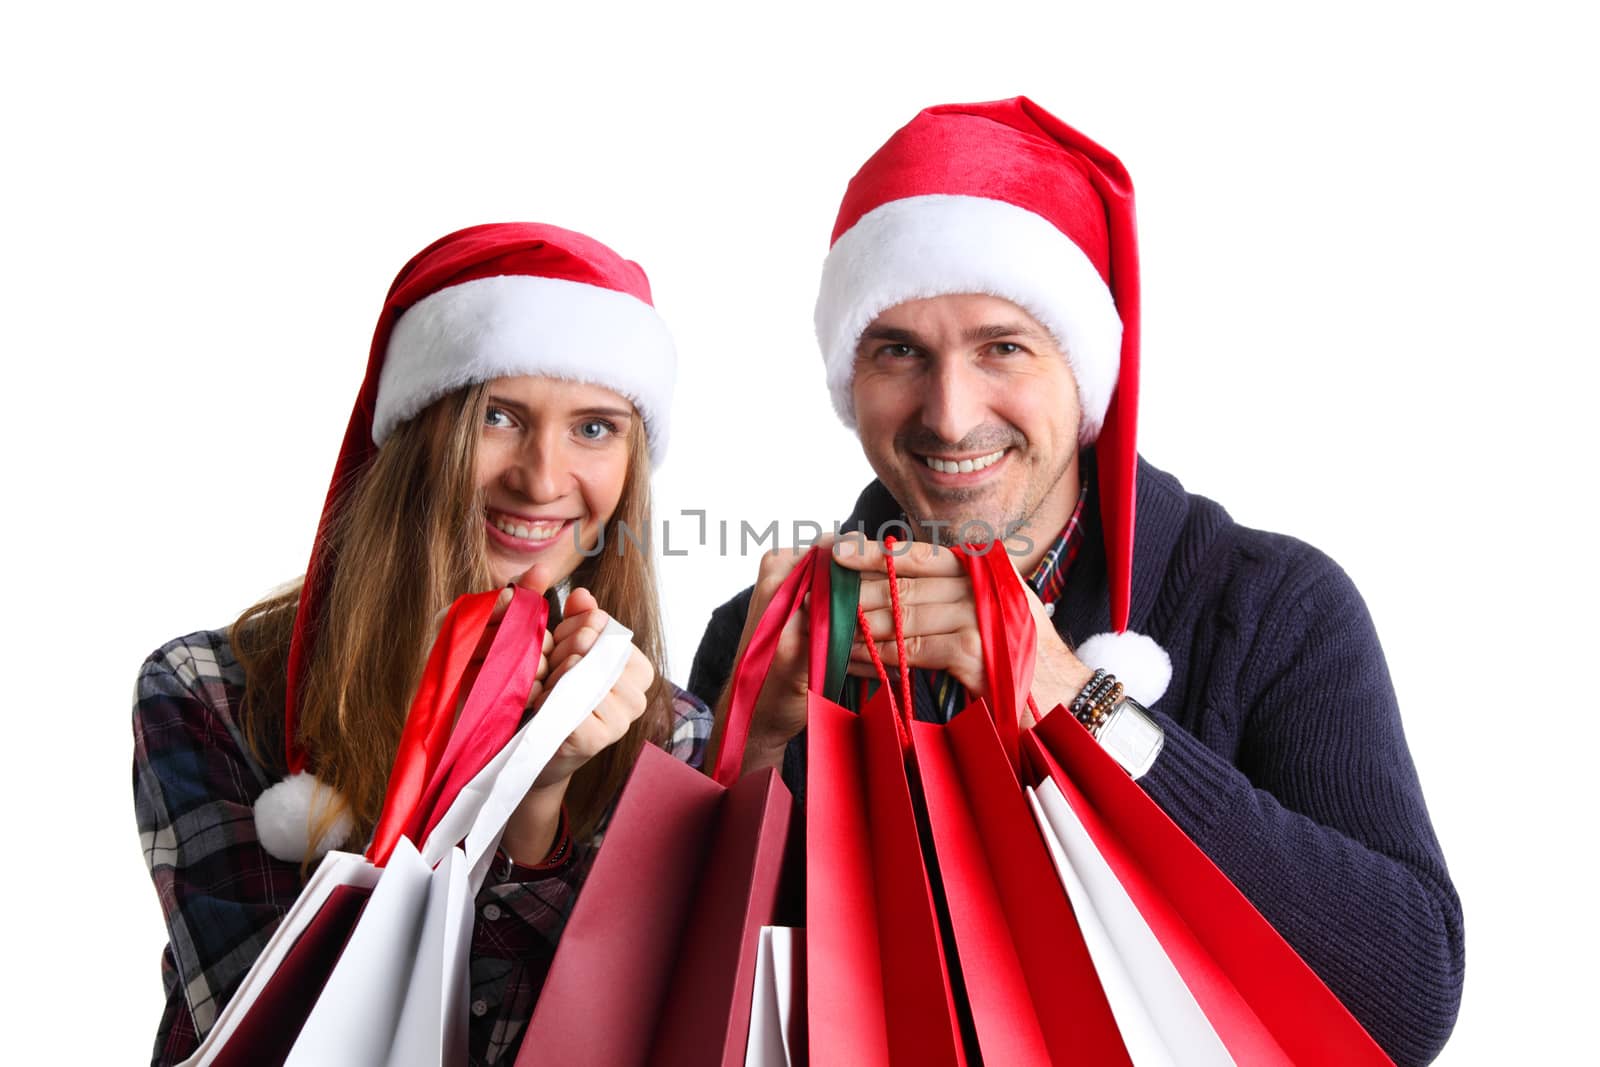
[
  {"left": 1070, "top": 669, "right": 1112, "bottom": 717},
  {"left": 1070, "top": 669, "right": 1126, "bottom": 736},
  {"left": 1082, "top": 682, "right": 1125, "bottom": 734}
]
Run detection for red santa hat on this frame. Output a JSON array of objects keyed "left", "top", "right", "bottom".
[
  {"left": 255, "top": 222, "right": 677, "bottom": 863},
  {"left": 814, "top": 98, "right": 1171, "bottom": 705}
]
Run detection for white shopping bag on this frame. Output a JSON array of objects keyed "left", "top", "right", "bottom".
[
  {"left": 1027, "top": 779, "right": 1235, "bottom": 1067},
  {"left": 744, "top": 926, "right": 805, "bottom": 1067},
  {"left": 184, "top": 618, "right": 635, "bottom": 1067},
  {"left": 390, "top": 845, "right": 473, "bottom": 1066}
]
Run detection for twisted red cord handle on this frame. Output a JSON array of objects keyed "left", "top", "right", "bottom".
[
  {"left": 855, "top": 605, "right": 910, "bottom": 750},
  {"left": 855, "top": 535, "right": 917, "bottom": 750}
]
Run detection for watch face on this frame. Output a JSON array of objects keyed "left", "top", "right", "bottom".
[{"left": 1098, "top": 700, "right": 1164, "bottom": 779}]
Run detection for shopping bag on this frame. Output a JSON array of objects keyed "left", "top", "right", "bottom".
[
  {"left": 201, "top": 855, "right": 382, "bottom": 1067},
  {"left": 815, "top": 538, "right": 1125, "bottom": 1066},
  {"left": 517, "top": 554, "right": 836, "bottom": 1067},
  {"left": 956, "top": 543, "right": 1391, "bottom": 1065},
  {"left": 810, "top": 540, "right": 1124, "bottom": 1067},
  {"left": 805, "top": 552, "right": 970, "bottom": 1067},
  {"left": 288, "top": 609, "right": 635, "bottom": 1067},
  {"left": 1026, "top": 767, "right": 1238, "bottom": 1065},
  {"left": 183, "top": 587, "right": 633, "bottom": 1066},
  {"left": 910, "top": 702, "right": 1134, "bottom": 1065},
  {"left": 743, "top": 927, "right": 805, "bottom": 1067}
]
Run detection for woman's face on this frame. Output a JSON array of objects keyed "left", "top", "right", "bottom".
[{"left": 475, "top": 375, "right": 635, "bottom": 587}]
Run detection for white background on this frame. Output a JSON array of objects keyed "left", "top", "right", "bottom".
[{"left": 3, "top": 1, "right": 1594, "bottom": 1062}]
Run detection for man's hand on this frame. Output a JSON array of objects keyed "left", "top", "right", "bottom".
[
  {"left": 707, "top": 540, "right": 828, "bottom": 778},
  {"left": 834, "top": 538, "right": 1093, "bottom": 724}
]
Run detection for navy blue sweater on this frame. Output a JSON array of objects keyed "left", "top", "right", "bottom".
[{"left": 687, "top": 455, "right": 1463, "bottom": 1065}]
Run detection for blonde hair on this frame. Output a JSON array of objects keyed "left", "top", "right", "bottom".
[{"left": 232, "top": 382, "right": 672, "bottom": 850}]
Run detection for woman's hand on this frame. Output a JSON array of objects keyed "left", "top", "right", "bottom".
[
  {"left": 499, "top": 587, "right": 655, "bottom": 864},
  {"left": 530, "top": 587, "right": 656, "bottom": 788}
]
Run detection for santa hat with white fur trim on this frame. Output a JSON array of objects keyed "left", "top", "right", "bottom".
[
  {"left": 814, "top": 97, "right": 1171, "bottom": 705},
  {"left": 255, "top": 223, "right": 677, "bottom": 863}
]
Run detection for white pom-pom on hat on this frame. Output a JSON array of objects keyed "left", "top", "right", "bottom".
[
  {"left": 253, "top": 771, "right": 355, "bottom": 863},
  {"left": 1076, "top": 630, "right": 1172, "bottom": 706}
]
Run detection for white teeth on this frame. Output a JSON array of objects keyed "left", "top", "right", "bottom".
[
  {"left": 492, "top": 516, "right": 563, "bottom": 541},
  {"left": 924, "top": 449, "right": 1005, "bottom": 474}
]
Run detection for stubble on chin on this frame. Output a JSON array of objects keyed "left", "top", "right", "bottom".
[{"left": 906, "top": 450, "right": 1077, "bottom": 549}]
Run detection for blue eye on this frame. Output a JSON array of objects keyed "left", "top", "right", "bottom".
[
  {"left": 578, "top": 419, "right": 616, "bottom": 440},
  {"left": 484, "top": 406, "right": 514, "bottom": 429}
]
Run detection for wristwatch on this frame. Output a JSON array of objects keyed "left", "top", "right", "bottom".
[{"left": 1094, "top": 696, "right": 1164, "bottom": 780}]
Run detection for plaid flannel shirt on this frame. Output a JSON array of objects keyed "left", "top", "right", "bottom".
[{"left": 133, "top": 628, "right": 711, "bottom": 1066}]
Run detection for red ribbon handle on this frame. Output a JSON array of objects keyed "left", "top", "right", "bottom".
[
  {"left": 956, "top": 543, "right": 1039, "bottom": 769},
  {"left": 713, "top": 547, "right": 831, "bottom": 787},
  {"left": 410, "top": 588, "right": 548, "bottom": 849},
  {"left": 367, "top": 588, "right": 547, "bottom": 866}
]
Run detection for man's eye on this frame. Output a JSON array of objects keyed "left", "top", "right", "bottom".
[
  {"left": 881, "top": 344, "right": 917, "bottom": 359},
  {"left": 990, "top": 342, "right": 1023, "bottom": 356},
  {"left": 578, "top": 419, "right": 616, "bottom": 440}
]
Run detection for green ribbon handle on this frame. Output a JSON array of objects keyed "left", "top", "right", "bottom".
[{"left": 823, "top": 560, "right": 860, "bottom": 702}]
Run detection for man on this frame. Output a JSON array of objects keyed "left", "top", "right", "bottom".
[{"left": 688, "top": 98, "right": 1462, "bottom": 1065}]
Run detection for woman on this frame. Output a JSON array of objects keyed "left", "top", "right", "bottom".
[{"left": 132, "top": 223, "right": 709, "bottom": 1065}]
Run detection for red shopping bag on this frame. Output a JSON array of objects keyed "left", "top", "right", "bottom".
[
  {"left": 187, "top": 588, "right": 549, "bottom": 1066},
  {"left": 210, "top": 877, "right": 375, "bottom": 1067},
  {"left": 518, "top": 555, "right": 835, "bottom": 1067},
  {"left": 958, "top": 544, "right": 1392, "bottom": 1066},
  {"left": 806, "top": 553, "right": 971, "bottom": 1066},
  {"left": 518, "top": 745, "right": 792, "bottom": 1067},
  {"left": 910, "top": 702, "right": 1133, "bottom": 1065},
  {"left": 814, "top": 541, "right": 1123, "bottom": 1066}
]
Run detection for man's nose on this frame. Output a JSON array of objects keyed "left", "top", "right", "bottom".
[{"left": 919, "top": 356, "right": 986, "bottom": 445}]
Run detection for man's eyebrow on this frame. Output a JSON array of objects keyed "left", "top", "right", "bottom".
[
  {"left": 963, "top": 322, "right": 1048, "bottom": 344},
  {"left": 857, "top": 322, "right": 1049, "bottom": 350},
  {"left": 858, "top": 325, "right": 922, "bottom": 347}
]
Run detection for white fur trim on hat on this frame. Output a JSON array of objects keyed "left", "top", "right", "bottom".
[
  {"left": 377, "top": 274, "right": 677, "bottom": 465},
  {"left": 815, "top": 194, "right": 1123, "bottom": 442},
  {"left": 254, "top": 771, "right": 355, "bottom": 863},
  {"left": 1076, "top": 630, "right": 1172, "bottom": 706}
]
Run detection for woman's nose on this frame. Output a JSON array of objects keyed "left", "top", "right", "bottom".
[{"left": 500, "top": 440, "right": 570, "bottom": 503}]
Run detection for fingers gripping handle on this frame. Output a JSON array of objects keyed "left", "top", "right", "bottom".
[
  {"left": 957, "top": 545, "right": 1038, "bottom": 768},
  {"left": 426, "top": 618, "right": 636, "bottom": 892},
  {"left": 714, "top": 549, "right": 823, "bottom": 786}
]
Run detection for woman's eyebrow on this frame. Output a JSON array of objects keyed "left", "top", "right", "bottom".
[
  {"left": 487, "top": 397, "right": 634, "bottom": 422},
  {"left": 486, "top": 393, "right": 529, "bottom": 414}
]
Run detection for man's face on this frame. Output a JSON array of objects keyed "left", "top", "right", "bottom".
[{"left": 851, "top": 293, "right": 1082, "bottom": 552}]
